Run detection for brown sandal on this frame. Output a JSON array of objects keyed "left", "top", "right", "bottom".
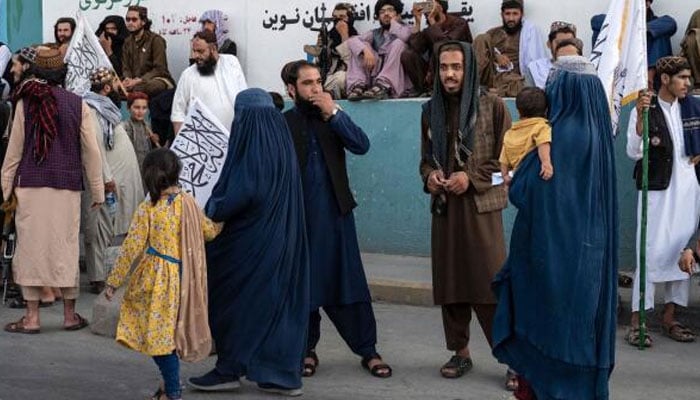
[
  {"left": 440, "top": 355, "right": 472, "bottom": 378},
  {"left": 662, "top": 322, "right": 696, "bottom": 343},
  {"left": 505, "top": 369, "right": 519, "bottom": 391},
  {"left": 625, "top": 326, "right": 653, "bottom": 347},
  {"left": 303, "top": 349, "right": 319, "bottom": 377},
  {"left": 361, "top": 354, "right": 392, "bottom": 378},
  {"left": 4, "top": 316, "right": 40, "bottom": 334},
  {"left": 347, "top": 86, "right": 366, "bottom": 102},
  {"left": 64, "top": 313, "right": 89, "bottom": 331}
]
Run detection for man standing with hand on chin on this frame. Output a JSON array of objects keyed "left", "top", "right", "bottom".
[{"left": 282, "top": 60, "right": 393, "bottom": 379}]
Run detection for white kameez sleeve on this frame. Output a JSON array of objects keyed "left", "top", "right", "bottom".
[
  {"left": 232, "top": 56, "right": 248, "bottom": 91},
  {"left": 626, "top": 108, "right": 643, "bottom": 161},
  {"left": 170, "top": 71, "right": 191, "bottom": 123}
]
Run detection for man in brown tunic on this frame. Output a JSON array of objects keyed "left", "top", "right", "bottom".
[
  {"left": 122, "top": 6, "right": 174, "bottom": 97},
  {"left": 473, "top": 0, "right": 546, "bottom": 97},
  {"left": 420, "top": 41, "right": 510, "bottom": 379},
  {"left": 681, "top": 9, "right": 700, "bottom": 94},
  {"left": 401, "top": 0, "right": 472, "bottom": 95}
]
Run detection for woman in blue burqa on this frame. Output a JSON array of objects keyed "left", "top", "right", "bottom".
[
  {"left": 491, "top": 57, "right": 618, "bottom": 400},
  {"left": 188, "top": 88, "right": 310, "bottom": 396}
]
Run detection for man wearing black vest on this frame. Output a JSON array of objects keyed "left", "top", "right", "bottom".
[
  {"left": 281, "top": 60, "right": 392, "bottom": 379},
  {"left": 626, "top": 56, "right": 700, "bottom": 347}
]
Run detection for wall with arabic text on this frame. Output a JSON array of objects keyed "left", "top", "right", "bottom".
[
  {"left": 0, "top": 0, "right": 678, "bottom": 268},
  {"left": 39, "top": 0, "right": 696, "bottom": 92}
]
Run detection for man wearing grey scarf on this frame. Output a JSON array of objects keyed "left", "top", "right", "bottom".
[
  {"left": 419, "top": 41, "right": 512, "bottom": 383},
  {"left": 81, "top": 68, "right": 144, "bottom": 294}
]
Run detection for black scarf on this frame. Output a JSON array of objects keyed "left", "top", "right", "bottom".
[{"left": 423, "top": 41, "right": 479, "bottom": 172}]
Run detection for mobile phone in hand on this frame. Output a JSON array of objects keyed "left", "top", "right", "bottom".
[{"left": 414, "top": 1, "right": 434, "bottom": 14}]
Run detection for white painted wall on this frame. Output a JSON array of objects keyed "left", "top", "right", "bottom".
[{"left": 43, "top": 0, "right": 695, "bottom": 92}]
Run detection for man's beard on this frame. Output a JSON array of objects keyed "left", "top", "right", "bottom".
[
  {"left": 196, "top": 57, "right": 217, "bottom": 76},
  {"left": 295, "top": 97, "right": 322, "bottom": 118},
  {"left": 14, "top": 69, "right": 31, "bottom": 85},
  {"left": 107, "top": 91, "right": 121, "bottom": 107},
  {"left": 129, "top": 27, "right": 144, "bottom": 37},
  {"left": 380, "top": 20, "right": 391, "bottom": 30},
  {"left": 502, "top": 20, "right": 522, "bottom": 35}
]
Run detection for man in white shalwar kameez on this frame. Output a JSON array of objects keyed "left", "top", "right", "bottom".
[
  {"left": 626, "top": 56, "right": 700, "bottom": 346},
  {"left": 81, "top": 68, "right": 144, "bottom": 294},
  {"left": 171, "top": 30, "right": 247, "bottom": 133}
]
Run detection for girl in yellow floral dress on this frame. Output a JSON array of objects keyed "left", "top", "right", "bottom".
[{"left": 105, "top": 148, "right": 222, "bottom": 400}]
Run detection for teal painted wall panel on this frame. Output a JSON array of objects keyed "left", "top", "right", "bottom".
[
  {"left": 0, "top": 0, "right": 649, "bottom": 270},
  {"left": 6, "top": 0, "right": 43, "bottom": 50},
  {"left": 0, "top": 0, "right": 8, "bottom": 43},
  {"left": 340, "top": 98, "right": 640, "bottom": 270}
]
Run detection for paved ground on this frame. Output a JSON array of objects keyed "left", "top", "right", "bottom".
[{"left": 1, "top": 292, "right": 700, "bottom": 400}]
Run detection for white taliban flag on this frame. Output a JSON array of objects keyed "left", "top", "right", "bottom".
[
  {"left": 590, "top": 0, "right": 648, "bottom": 136},
  {"left": 170, "top": 98, "right": 231, "bottom": 209},
  {"left": 63, "top": 13, "right": 113, "bottom": 96}
]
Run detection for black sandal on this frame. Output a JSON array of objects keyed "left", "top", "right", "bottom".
[
  {"left": 440, "top": 355, "right": 473, "bottom": 378},
  {"left": 150, "top": 387, "right": 164, "bottom": 400},
  {"left": 303, "top": 349, "right": 319, "bottom": 377},
  {"left": 361, "top": 354, "right": 392, "bottom": 378}
]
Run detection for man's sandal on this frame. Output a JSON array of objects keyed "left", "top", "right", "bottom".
[
  {"left": 440, "top": 355, "right": 473, "bottom": 378},
  {"left": 347, "top": 86, "right": 366, "bottom": 102},
  {"left": 625, "top": 326, "right": 653, "bottom": 348},
  {"left": 361, "top": 354, "right": 392, "bottom": 378},
  {"left": 662, "top": 322, "right": 696, "bottom": 343},
  {"left": 4, "top": 316, "right": 40, "bottom": 334},
  {"left": 303, "top": 349, "right": 319, "bottom": 377},
  {"left": 505, "top": 369, "right": 519, "bottom": 391}
]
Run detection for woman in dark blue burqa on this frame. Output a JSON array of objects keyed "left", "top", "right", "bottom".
[
  {"left": 491, "top": 57, "right": 618, "bottom": 400},
  {"left": 188, "top": 88, "right": 309, "bottom": 395}
]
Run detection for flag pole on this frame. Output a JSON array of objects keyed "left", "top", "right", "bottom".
[{"left": 638, "top": 99, "right": 650, "bottom": 350}]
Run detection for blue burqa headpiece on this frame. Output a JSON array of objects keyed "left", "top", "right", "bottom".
[
  {"left": 491, "top": 62, "right": 619, "bottom": 400},
  {"left": 204, "top": 88, "right": 310, "bottom": 388}
]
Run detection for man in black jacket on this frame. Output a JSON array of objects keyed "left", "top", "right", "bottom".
[{"left": 281, "top": 60, "right": 392, "bottom": 379}]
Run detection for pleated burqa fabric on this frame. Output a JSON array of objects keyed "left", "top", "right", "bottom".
[
  {"left": 205, "top": 88, "right": 310, "bottom": 389},
  {"left": 492, "top": 66, "right": 619, "bottom": 400}
]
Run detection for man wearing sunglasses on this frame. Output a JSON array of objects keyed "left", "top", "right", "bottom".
[{"left": 122, "top": 6, "right": 174, "bottom": 98}]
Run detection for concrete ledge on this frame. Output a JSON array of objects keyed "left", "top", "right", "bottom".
[
  {"left": 364, "top": 253, "right": 700, "bottom": 330},
  {"left": 368, "top": 278, "right": 433, "bottom": 306}
]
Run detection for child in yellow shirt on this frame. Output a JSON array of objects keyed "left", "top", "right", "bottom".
[{"left": 499, "top": 87, "right": 553, "bottom": 186}]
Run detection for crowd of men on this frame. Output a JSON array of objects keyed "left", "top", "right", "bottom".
[
  {"left": 307, "top": 0, "right": 700, "bottom": 98},
  {"left": 0, "top": 1, "right": 699, "bottom": 399}
]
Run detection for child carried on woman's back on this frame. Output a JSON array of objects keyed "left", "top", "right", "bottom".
[{"left": 105, "top": 148, "right": 222, "bottom": 400}]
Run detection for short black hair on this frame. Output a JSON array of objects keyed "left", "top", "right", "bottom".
[
  {"left": 501, "top": 0, "right": 523, "bottom": 12},
  {"left": 142, "top": 148, "right": 182, "bottom": 205},
  {"left": 374, "top": 0, "right": 404, "bottom": 18},
  {"left": 548, "top": 26, "right": 576, "bottom": 43},
  {"left": 193, "top": 30, "right": 217, "bottom": 45},
  {"left": 555, "top": 38, "right": 583, "bottom": 55},
  {"left": 515, "top": 87, "right": 547, "bottom": 119},
  {"left": 280, "top": 59, "right": 319, "bottom": 86},
  {"left": 269, "top": 91, "right": 285, "bottom": 111},
  {"left": 54, "top": 17, "right": 76, "bottom": 43},
  {"left": 127, "top": 6, "right": 153, "bottom": 31},
  {"left": 437, "top": 42, "right": 464, "bottom": 58}
]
